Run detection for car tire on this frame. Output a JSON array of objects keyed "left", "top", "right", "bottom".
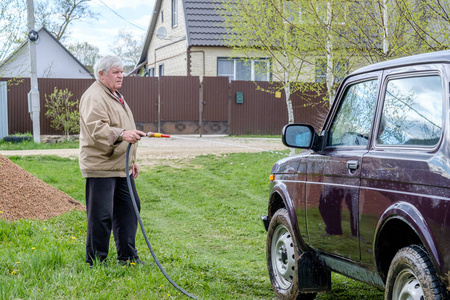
[
  {"left": 267, "top": 208, "right": 316, "bottom": 300},
  {"left": 385, "top": 245, "right": 447, "bottom": 300}
]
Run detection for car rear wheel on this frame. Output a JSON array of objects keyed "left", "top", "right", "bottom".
[
  {"left": 267, "top": 208, "right": 316, "bottom": 300},
  {"left": 385, "top": 245, "right": 447, "bottom": 300}
]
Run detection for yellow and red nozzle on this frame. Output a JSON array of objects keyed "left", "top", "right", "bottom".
[{"left": 146, "top": 132, "right": 171, "bottom": 138}]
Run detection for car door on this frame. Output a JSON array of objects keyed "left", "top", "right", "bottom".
[
  {"left": 360, "top": 70, "right": 447, "bottom": 266},
  {"left": 305, "top": 74, "right": 380, "bottom": 262}
]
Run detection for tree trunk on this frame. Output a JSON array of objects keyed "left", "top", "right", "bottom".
[
  {"left": 284, "top": 78, "right": 295, "bottom": 156},
  {"left": 326, "top": 1, "right": 335, "bottom": 104},
  {"left": 285, "top": 80, "right": 294, "bottom": 124}
]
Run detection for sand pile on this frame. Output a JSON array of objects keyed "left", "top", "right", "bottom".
[{"left": 0, "top": 155, "right": 85, "bottom": 221}]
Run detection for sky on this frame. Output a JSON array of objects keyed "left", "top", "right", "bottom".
[{"left": 70, "top": 0, "right": 156, "bottom": 56}]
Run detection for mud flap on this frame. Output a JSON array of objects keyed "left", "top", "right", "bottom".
[{"left": 297, "top": 252, "right": 331, "bottom": 293}]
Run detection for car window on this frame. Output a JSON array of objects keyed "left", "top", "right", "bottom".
[
  {"left": 328, "top": 79, "right": 378, "bottom": 147},
  {"left": 377, "top": 75, "right": 443, "bottom": 146}
]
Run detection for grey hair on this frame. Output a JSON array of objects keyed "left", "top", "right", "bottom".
[{"left": 93, "top": 56, "right": 124, "bottom": 81}]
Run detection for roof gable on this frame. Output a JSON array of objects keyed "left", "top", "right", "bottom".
[{"left": 135, "top": 0, "right": 232, "bottom": 70}]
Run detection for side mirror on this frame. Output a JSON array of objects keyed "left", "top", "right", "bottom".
[{"left": 282, "top": 124, "right": 318, "bottom": 149}]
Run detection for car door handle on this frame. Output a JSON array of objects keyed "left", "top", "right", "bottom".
[{"left": 346, "top": 160, "right": 359, "bottom": 170}]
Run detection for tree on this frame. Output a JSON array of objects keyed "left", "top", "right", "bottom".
[
  {"left": 67, "top": 41, "right": 100, "bottom": 73},
  {"left": 392, "top": 0, "right": 450, "bottom": 52},
  {"left": 287, "top": 0, "right": 355, "bottom": 101},
  {"left": 325, "top": 0, "right": 450, "bottom": 66},
  {"left": 222, "top": 0, "right": 330, "bottom": 126},
  {"left": 110, "top": 30, "right": 143, "bottom": 68},
  {"left": 0, "top": 0, "right": 27, "bottom": 62},
  {"left": 35, "top": 0, "right": 98, "bottom": 43},
  {"left": 44, "top": 87, "right": 80, "bottom": 140},
  {"left": 223, "top": 0, "right": 450, "bottom": 110},
  {"left": 0, "top": 0, "right": 98, "bottom": 69}
]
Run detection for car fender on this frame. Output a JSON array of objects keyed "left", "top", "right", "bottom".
[
  {"left": 374, "top": 201, "right": 441, "bottom": 275},
  {"left": 269, "top": 182, "right": 310, "bottom": 252}
]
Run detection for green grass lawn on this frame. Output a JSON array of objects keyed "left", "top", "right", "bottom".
[
  {"left": 1, "top": 152, "right": 383, "bottom": 299},
  {"left": 0, "top": 139, "right": 79, "bottom": 150}
]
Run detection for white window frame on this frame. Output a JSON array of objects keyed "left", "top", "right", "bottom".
[
  {"left": 171, "top": 0, "right": 178, "bottom": 28},
  {"left": 158, "top": 64, "right": 164, "bottom": 77},
  {"left": 217, "top": 58, "right": 271, "bottom": 82},
  {"left": 147, "top": 67, "right": 155, "bottom": 77}
]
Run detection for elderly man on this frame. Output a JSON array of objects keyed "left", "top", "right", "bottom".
[{"left": 79, "top": 55, "right": 146, "bottom": 267}]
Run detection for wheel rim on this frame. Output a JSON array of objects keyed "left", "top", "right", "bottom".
[
  {"left": 271, "top": 224, "right": 296, "bottom": 290},
  {"left": 392, "top": 269, "right": 425, "bottom": 300}
]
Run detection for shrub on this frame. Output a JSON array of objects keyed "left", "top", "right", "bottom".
[{"left": 44, "top": 87, "right": 80, "bottom": 141}]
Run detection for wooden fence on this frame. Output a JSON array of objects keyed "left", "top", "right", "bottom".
[{"left": 1, "top": 76, "right": 328, "bottom": 136}]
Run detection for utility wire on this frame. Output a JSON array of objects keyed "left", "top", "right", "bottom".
[{"left": 94, "top": 0, "right": 146, "bottom": 31}]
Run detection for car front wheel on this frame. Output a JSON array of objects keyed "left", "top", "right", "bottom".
[
  {"left": 267, "top": 208, "right": 316, "bottom": 300},
  {"left": 385, "top": 245, "right": 447, "bottom": 300}
]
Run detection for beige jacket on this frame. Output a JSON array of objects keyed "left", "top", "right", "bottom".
[{"left": 79, "top": 81, "right": 137, "bottom": 178}]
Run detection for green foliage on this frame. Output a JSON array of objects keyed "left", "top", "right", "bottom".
[
  {"left": 2, "top": 153, "right": 383, "bottom": 299},
  {"left": 221, "top": 0, "right": 450, "bottom": 105},
  {"left": 221, "top": 0, "right": 330, "bottom": 122},
  {"left": 10, "top": 132, "right": 32, "bottom": 137},
  {"left": 0, "top": 140, "right": 78, "bottom": 150},
  {"left": 44, "top": 87, "right": 80, "bottom": 141}
]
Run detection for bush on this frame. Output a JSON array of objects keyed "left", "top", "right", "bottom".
[{"left": 44, "top": 87, "right": 80, "bottom": 141}]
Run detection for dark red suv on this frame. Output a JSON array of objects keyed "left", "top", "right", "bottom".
[{"left": 262, "top": 51, "right": 450, "bottom": 300}]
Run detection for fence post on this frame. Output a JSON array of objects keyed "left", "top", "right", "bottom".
[
  {"left": 157, "top": 77, "right": 161, "bottom": 133},
  {"left": 0, "top": 82, "right": 8, "bottom": 139},
  {"left": 227, "top": 81, "right": 232, "bottom": 135},
  {"left": 199, "top": 80, "right": 203, "bottom": 137}
]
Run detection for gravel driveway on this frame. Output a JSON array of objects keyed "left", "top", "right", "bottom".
[{"left": 0, "top": 135, "right": 288, "bottom": 166}]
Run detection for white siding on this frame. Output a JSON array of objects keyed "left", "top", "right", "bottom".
[
  {"left": 147, "top": 0, "right": 188, "bottom": 76},
  {"left": 0, "top": 29, "right": 91, "bottom": 79}
]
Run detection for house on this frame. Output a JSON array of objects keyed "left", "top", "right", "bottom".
[
  {"left": 130, "top": 0, "right": 271, "bottom": 81},
  {"left": 0, "top": 27, "right": 92, "bottom": 79}
]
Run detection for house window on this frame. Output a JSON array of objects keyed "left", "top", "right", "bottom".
[
  {"left": 161, "top": 10, "right": 164, "bottom": 23},
  {"left": 315, "top": 58, "right": 348, "bottom": 85},
  {"left": 171, "top": 0, "right": 178, "bottom": 28},
  {"left": 334, "top": 60, "right": 348, "bottom": 85},
  {"left": 217, "top": 58, "right": 270, "bottom": 81},
  {"left": 158, "top": 64, "right": 164, "bottom": 77},
  {"left": 284, "top": 1, "right": 301, "bottom": 22},
  {"left": 315, "top": 58, "right": 327, "bottom": 84},
  {"left": 148, "top": 67, "right": 155, "bottom": 77}
]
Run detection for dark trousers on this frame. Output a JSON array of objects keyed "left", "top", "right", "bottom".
[{"left": 85, "top": 176, "right": 141, "bottom": 264}]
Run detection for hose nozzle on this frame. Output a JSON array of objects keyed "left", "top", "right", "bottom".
[{"left": 147, "top": 132, "right": 171, "bottom": 138}]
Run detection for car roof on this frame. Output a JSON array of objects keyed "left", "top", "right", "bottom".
[{"left": 350, "top": 50, "right": 450, "bottom": 76}]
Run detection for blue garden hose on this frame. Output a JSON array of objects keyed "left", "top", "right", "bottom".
[{"left": 126, "top": 141, "right": 197, "bottom": 299}]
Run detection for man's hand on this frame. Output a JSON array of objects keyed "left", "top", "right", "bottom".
[
  {"left": 122, "top": 130, "right": 146, "bottom": 144},
  {"left": 132, "top": 163, "right": 139, "bottom": 179}
]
